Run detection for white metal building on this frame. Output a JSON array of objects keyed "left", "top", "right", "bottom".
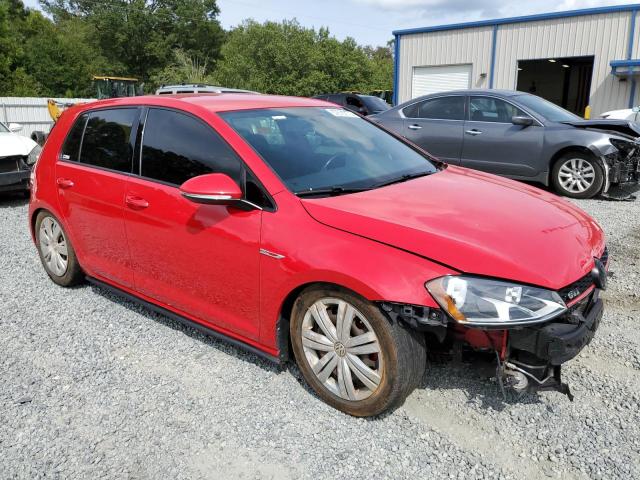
[{"left": 393, "top": 4, "right": 640, "bottom": 116}]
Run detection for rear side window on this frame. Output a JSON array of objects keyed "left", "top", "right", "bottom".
[
  {"left": 469, "top": 96, "right": 527, "bottom": 123},
  {"left": 140, "top": 108, "right": 242, "bottom": 186},
  {"left": 403, "top": 96, "right": 465, "bottom": 120},
  {"left": 79, "top": 108, "right": 139, "bottom": 173},
  {"left": 60, "top": 113, "right": 88, "bottom": 161}
]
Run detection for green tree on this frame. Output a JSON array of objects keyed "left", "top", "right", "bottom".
[
  {"left": 41, "top": 0, "right": 225, "bottom": 84},
  {"left": 213, "top": 20, "right": 379, "bottom": 96}
]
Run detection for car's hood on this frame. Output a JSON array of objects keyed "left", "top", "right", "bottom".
[
  {"left": 0, "top": 132, "right": 37, "bottom": 157},
  {"left": 563, "top": 119, "right": 640, "bottom": 138},
  {"left": 301, "top": 166, "right": 605, "bottom": 290}
]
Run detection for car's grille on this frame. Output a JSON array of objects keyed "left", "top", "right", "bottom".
[
  {"left": 557, "top": 247, "right": 608, "bottom": 303},
  {"left": 0, "top": 156, "right": 21, "bottom": 174}
]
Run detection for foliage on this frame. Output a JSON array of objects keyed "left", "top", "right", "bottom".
[{"left": 0, "top": 2, "right": 393, "bottom": 98}]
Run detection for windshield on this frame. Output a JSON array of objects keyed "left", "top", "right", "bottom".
[
  {"left": 0, "top": 123, "right": 8, "bottom": 133},
  {"left": 513, "top": 94, "right": 581, "bottom": 122},
  {"left": 220, "top": 107, "right": 437, "bottom": 194},
  {"left": 360, "top": 96, "right": 390, "bottom": 112}
]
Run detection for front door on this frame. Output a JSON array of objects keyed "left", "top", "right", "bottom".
[
  {"left": 55, "top": 107, "right": 140, "bottom": 287},
  {"left": 460, "top": 96, "right": 544, "bottom": 177},
  {"left": 401, "top": 95, "right": 465, "bottom": 164},
  {"left": 123, "top": 108, "right": 262, "bottom": 339}
]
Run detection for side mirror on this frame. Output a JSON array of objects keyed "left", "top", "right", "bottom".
[
  {"left": 8, "top": 123, "right": 22, "bottom": 132},
  {"left": 512, "top": 116, "right": 534, "bottom": 127},
  {"left": 180, "top": 173, "right": 242, "bottom": 205}
]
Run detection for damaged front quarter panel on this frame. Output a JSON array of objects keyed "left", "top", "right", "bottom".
[{"left": 588, "top": 135, "right": 640, "bottom": 199}]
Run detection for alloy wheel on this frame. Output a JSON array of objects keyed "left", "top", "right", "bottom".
[
  {"left": 39, "top": 216, "right": 69, "bottom": 277},
  {"left": 557, "top": 158, "right": 596, "bottom": 194},
  {"left": 301, "top": 298, "right": 384, "bottom": 401}
]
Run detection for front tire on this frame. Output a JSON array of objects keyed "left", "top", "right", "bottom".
[
  {"left": 35, "top": 211, "right": 83, "bottom": 287},
  {"left": 551, "top": 152, "right": 604, "bottom": 199},
  {"left": 290, "top": 286, "right": 426, "bottom": 417}
]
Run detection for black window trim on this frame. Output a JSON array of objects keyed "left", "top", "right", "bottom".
[
  {"left": 400, "top": 94, "right": 467, "bottom": 121},
  {"left": 136, "top": 105, "right": 277, "bottom": 212},
  {"left": 466, "top": 94, "right": 544, "bottom": 126}
]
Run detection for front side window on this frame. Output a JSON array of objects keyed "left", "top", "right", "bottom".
[
  {"left": 403, "top": 96, "right": 465, "bottom": 120},
  {"left": 79, "top": 108, "right": 138, "bottom": 172},
  {"left": 140, "top": 108, "right": 242, "bottom": 186},
  {"left": 469, "top": 96, "right": 527, "bottom": 123},
  {"left": 61, "top": 113, "right": 88, "bottom": 161},
  {"left": 220, "top": 107, "right": 438, "bottom": 194}
]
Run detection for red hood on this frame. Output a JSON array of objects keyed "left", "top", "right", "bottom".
[{"left": 301, "top": 166, "right": 605, "bottom": 290}]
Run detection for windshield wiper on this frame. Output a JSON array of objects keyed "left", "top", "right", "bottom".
[
  {"left": 295, "top": 186, "right": 371, "bottom": 198},
  {"left": 373, "top": 170, "right": 434, "bottom": 189}
]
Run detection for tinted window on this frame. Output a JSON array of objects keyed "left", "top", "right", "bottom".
[
  {"left": 61, "top": 113, "right": 88, "bottom": 161},
  {"left": 220, "top": 107, "right": 437, "bottom": 194},
  {"left": 328, "top": 95, "right": 344, "bottom": 105},
  {"left": 141, "top": 108, "right": 242, "bottom": 186},
  {"left": 79, "top": 109, "right": 138, "bottom": 172},
  {"left": 469, "top": 96, "right": 527, "bottom": 123},
  {"left": 403, "top": 96, "right": 465, "bottom": 120},
  {"left": 360, "top": 96, "right": 390, "bottom": 112}
]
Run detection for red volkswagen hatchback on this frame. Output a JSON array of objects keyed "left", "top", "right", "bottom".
[{"left": 29, "top": 95, "right": 608, "bottom": 416}]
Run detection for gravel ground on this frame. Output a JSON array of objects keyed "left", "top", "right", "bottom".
[{"left": 0, "top": 193, "right": 639, "bottom": 479}]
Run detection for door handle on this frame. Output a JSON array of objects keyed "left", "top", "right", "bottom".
[
  {"left": 125, "top": 195, "right": 149, "bottom": 210},
  {"left": 408, "top": 124, "right": 422, "bottom": 130},
  {"left": 56, "top": 178, "right": 74, "bottom": 189},
  {"left": 465, "top": 129, "right": 482, "bottom": 136}
]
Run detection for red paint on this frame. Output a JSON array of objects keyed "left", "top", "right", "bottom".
[{"left": 29, "top": 94, "right": 607, "bottom": 357}]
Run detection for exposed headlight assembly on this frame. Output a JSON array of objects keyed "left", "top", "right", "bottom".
[
  {"left": 609, "top": 138, "right": 636, "bottom": 156},
  {"left": 425, "top": 276, "right": 566, "bottom": 327},
  {"left": 26, "top": 145, "right": 41, "bottom": 166}
]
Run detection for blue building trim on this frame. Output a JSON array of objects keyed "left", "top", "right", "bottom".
[
  {"left": 629, "top": 10, "right": 638, "bottom": 108},
  {"left": 489, "top": 24, "right": 498, "bottom": 89},
  {"left": 393, "top": 34, "right": 399, "bottom": 106},
  {"left": 393, "top": 4, "right": 640, "bottom": 36}
]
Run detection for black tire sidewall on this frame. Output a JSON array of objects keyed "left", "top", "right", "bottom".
[
  {"left": 551, "top": 153, "right": 604, "bottom": 199},
  {"left": 34, "top": 211, "right": 83, "bottom": 287},
  {"left": 290, "top": 287, "right": 412, "bottom": 417}
]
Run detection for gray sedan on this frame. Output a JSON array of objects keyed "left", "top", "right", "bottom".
[{"left": 371, "top": 89, "right": 640, "bottom": 199}]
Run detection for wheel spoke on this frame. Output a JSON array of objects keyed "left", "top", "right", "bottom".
[
  {"left": 316, "top": 353, "right": 338, "bottom": 383},
  {"left": 337, "top": 358, "right": 357, "bottom": 400},
  {"left": 312, "top": 351, "right": 336, "bottom": 375},
  {"left": 346, "top": 331, "right": 377, "bottom": 348},
  {"left": 348, "top": 342, "right": 381, "bottom": 356},
  {"left": 57, "top": 241, "right": 68, "bottom": 257},
  {"left": 311, "top": 303, "right": 337, "bottom": 342},
  {"left": 346, "top": 353, "right": 381, "bottom": 391},
  {"left": 302, "top": 329, "right": 334, "bottom": 352},
  {"left": 336, "top": 301, "right": 354, "bottom": 343}
]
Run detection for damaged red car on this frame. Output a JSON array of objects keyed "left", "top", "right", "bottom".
[{"left": 29, "top": 94, "right": 608, "bottom": 416}]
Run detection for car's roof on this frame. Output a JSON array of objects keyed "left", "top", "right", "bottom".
[
  {"left": 72, "top": 94, "right": 333, "bottom": 113},
  {"left": 418, "top": 89, "right": 523, "bottom": 98}
]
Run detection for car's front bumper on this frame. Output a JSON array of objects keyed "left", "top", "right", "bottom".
[{"left": 0, "top": 169, "right": 31, "bottom": 192}]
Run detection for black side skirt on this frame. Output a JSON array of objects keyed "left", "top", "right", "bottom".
[{"left": 86, "top": 276, "right": 281, "bottom": 365}]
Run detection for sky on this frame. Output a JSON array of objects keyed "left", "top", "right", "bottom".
[{"left": 22, "top": 0, "right": 640, "bottom": 47}]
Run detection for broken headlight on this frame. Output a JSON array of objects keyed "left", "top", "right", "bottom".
[
  {"left": 609, "top": 138, "right": 636, "bottom": 157},
  {"left": 425, "top": 276, "right": 566, "bottom": 327},
  {"left": 26, "top": 145, "right": 41, "bottom": 166}
]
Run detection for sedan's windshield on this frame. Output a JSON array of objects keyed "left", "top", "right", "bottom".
[
  {"left": 513, "top": 94, "right": 581, "bottom": 122},
  {"left": 220, "top": 107, "right": 437, "bottom": 195}
]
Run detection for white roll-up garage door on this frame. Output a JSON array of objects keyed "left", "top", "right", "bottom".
[{"left": 411, "top": 64, "right": 472, "bottom": 98}]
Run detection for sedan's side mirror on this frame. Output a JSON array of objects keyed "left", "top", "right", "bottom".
[
  {"left": 8, "top": 123, "right": 22, "bottom": 132},
  {"left": 180, "top": 173, "right": 242, "bottom": 205},
  {"left": 512, "top": 116, "right": 534, "bottom": 127}
]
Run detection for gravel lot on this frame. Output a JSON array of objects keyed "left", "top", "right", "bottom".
[{"left": 1, "top": 193, "right": 638, "bottom": 479}]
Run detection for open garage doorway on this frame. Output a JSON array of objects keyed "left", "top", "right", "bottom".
[{"left": 516, "top": 56, "right": 594, "bottom": 116}]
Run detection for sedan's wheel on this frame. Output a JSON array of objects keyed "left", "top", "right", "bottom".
[
  {"left": 291, "top": 287, "right": 426, "bottom": 417},
  {"left": 551, "top": 153, "right": 603, "bottom": 199},
  {"left": 35, "top": 211, "right": 83, "bottom": 287}
]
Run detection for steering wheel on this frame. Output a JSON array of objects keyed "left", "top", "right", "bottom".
[{"left": 322, "top": 152, "right": 348, "bottom": 171}]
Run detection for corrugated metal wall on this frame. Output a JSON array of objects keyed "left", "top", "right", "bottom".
[
  {"left": 0, "top": 97, "right": 95, "bottom": 139},
  {"left": 397, "top": 26, "right": 494, "bottom": 102},
  {"left": 397, "top": 10, "right": 637, "bottom": 115}
]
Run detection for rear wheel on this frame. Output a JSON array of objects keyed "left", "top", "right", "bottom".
[
  {"left": 290, "top": 286, "right": 426, "bottom": 416},
  {"left": 35, "top": 211, "right": 83, "bottom": 287},
  {"left": 551, "top": 152, "right": 604, "bottom": 199}
]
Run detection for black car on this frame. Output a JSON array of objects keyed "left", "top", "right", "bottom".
[{"left": 313, "top": 93, "right": 390, "bottom": 116}]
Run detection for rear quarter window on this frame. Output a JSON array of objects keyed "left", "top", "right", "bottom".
[{"left": 60, "top": 113, "right": 88, "bottom": 161}]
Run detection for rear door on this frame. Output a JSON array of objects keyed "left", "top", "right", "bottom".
[
  {"left": 460, "top": 95, "right": 544, "bottom": 177},
  {"left": 123, "top": 107, "right": 263, "bottom": 339},
  {"left": 55, "top": 107, "right": 140, "bottom": 287},
  {"left": 401, "top": 95, "right": 465, "bottom": 164}
]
